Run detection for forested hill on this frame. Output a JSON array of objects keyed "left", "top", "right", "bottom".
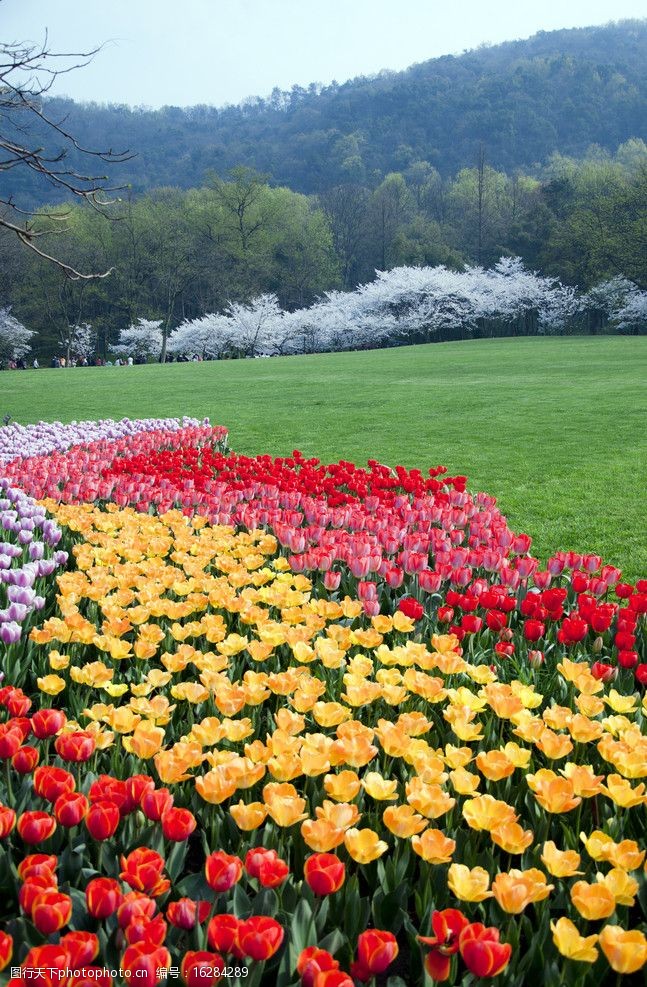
[{"left": 6, "top": 19, "right": 647, "bottom": 206}]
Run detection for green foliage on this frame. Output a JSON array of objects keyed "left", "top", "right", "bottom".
[{"left": 2, "top": 22, "right": 646, "bottom": 202}]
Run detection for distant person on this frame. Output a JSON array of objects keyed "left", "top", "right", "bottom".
[
  {"left": 127, "top": 355, "right": 134, "bottom": 366},
  {"left": 60, "top": 357, "right": 66, "bottom": 368},
  {"left": 114, "top": 357, "right": 121, "bottom": 367},
  {"left": 32, "top": 358, "right": 39, "bottom": 369}
]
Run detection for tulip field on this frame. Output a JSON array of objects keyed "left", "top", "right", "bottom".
[{"left": 0, "top": 397, "right": 646, "bottom": 984}]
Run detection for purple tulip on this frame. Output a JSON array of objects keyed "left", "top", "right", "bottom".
[
  {"left": 0, "top": 621, "right": 21, "bottom": 645},
  {"left": 8, "top": 586, "right": 35, "bottom": 606}
]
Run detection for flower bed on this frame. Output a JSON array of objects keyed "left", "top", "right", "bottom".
[{"left": 0, "top": 420, "right": 645, "bottom": 987}]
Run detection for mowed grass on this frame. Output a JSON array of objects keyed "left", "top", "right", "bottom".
[{"left": 3, "top": 336, "right": 646, "bottom": 580}]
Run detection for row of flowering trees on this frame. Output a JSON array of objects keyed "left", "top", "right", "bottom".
[
  {"left": 2, "top": 263, "right": 646, "bottom": 364},
  {"left": 121, "top": 262, "right": 647, "bottom": 360}
]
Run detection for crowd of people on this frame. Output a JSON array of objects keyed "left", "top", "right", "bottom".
[{"left": 0, "top": 353, "right": 209, "bottom": 370}]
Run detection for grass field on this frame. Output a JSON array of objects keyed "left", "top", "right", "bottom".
[{"left": 2, "top": 336, "right": 646, "bottom": 580}]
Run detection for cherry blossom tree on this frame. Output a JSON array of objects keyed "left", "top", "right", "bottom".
[
  {"left": 0, "top": 307, "right": 35, "bottom": 362},
  {"left": 113, "top": 318, "right": 163, "bottom": 362},
  {"left": 59, "top": 322, "right": 95, "bottom": 364},
  {"left": 166, "top": 258, "right": 581, "bottom": 359}
]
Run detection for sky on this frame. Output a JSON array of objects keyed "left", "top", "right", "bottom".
[{"left": 2, "top": 0, "right": 646, "bottom": 109}]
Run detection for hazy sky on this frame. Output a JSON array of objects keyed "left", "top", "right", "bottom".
[{"left": 3, "top": 0, "right": 646, "bottom": 109}]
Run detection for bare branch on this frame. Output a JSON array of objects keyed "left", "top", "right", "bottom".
[{"left": 0, "top": 30, "right": 132, "bottom": 278}]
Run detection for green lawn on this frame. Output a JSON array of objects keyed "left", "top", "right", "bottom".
[{"left": 3, "top": 336, "right": 646, "bottom": 581}]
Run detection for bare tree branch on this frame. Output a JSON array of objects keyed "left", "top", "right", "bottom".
[{"left": 0, "top": 26, "right": 132, "bottom": 278}]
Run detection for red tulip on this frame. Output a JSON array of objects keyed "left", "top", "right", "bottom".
[
  {"left": 161, "top": 806, "right": 196, "bottom": 841},
  {"left": 86, "top": 877, "right": 123, "bottom": 919},
  {"left": 0, "top": 805, "right": 16, "bottom": 838},
  {"left": 398, "top": 597, "right": 424, "bottom": 620},
  {"left": 0, "top": 723, "right": 23, "bottom": 759},
  {"left": 60, "top": 930, "right": 100, "bottom": 967},
  {"left": 618, "top": 649, "right": 639, "bottom": 669},
  {"left": 125, "top": 774, "right": 156, "bottom": 811},
  {"left": 312, "top": 972, "right": 354, "bottom": 987},
  {"left": 458, "top": 923, "right": 511, "bottom": 978},
  {"left": 236, "top": 915, "right": 284, "bottom": 961},
  {"left": 20, "top": 875, "right": 58, "bottom": 915},
  {"left": 120, "top": 848, "right": 170, "bottom": 897},
  {"left": 17, "top": 810, "right": 56, "bottom": 843},
  {"left": 354, "top": 930, "right": 398, "bottom": 978},
  {"left": 19, "top": 944, "right": 69, "bottom": 985},
  {"left": 635, "top": 664, "right": 647, "bottom": 686},
  {"left": 55, "top": 731, "right": 96, "bottom": 762},
  {"left": 141, "top": 787, "right": 174, "bottom": 821},
  {"left": 424, "top": 949, "right": 452, "bottom": 982},
  {"left": 523, "top": 619, "right": 545, "bottom": 642},
  {"left": 207, "top": 915, "right": 241, "bottom": 954},
  {"left": 461, "top": 615, "right": 483, "bottom": 634},
  {"left": 180, "top": 951, "right": 224, "bottom": 987},
  {"left": 5, "top": 689, "right": 31, "bottom": 716},
  {"left": 54, "top": 792, "right": 89, "bottom": 827},
  {"left": 85, "top": 799, "right": 120, "bottom": 840},
  {"left": 122, "top": 943, "right": 171, "bottom": 987},
  {"left": 419, "top": 908, "right": 470, "bottom": 982},
  {"left": 117, "top": 892, "right": 157, "bottom": 929},
  {"left": 558, "top": 614, "right": 589, "bottom": 644},
  {"left": 17, "top": 853, "right": 57, "bottom": 881},
  {"left": 486, "top": 610, "right": 507, "bottom": 632},
  {"left": 31, "top": 889, "right": 73, "bottom": 935},
  {"left": 12, "top": 745, "right": 39, "bottom": 773},
  {"left": 244, "top": 847, "right": 289, "bottom": 888},
  {"left": 297, "top": 947, "right": 340, "bottom": 987},
  {"left": 591, "top": 661, "right": 616, "bottom": 682},
  {"left": 166, "top": 898, "right": 211, "bottom": 930},
  {"left": 31, "top": 708, "right": 67, "bottom": 739},
  {"left": 303, "top": 854, "right": 345, "bottom": 896},
  {"left": 205, "top": 851, "right": 243, "bottom": 892},
  {"left": 33, "top": 766, "right": 76, "bottom": 802},
  {"left": 124, "top": 914, "right": 167, "bottom": 947},
  {"left": 88, "top": 776, "right": 128, "bottom": 814},
  {"left": 0, "top": 930, "right": 12, "bottom": 971}
]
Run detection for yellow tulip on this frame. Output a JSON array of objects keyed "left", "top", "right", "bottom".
[
  {"left": 447, "top": 864, "right": 492, "bottom": 902},
  {"left": 551, "top": 918, "right": 598, "bottom": 963},
  {"left": 463, "top": 794, "right": 517, "bottom": 832},
  {"left": 570, "top": 881, "right": 617, "bottom": 920},
  {"left": 475, "top": 750, "right": 516, "bottom": 781},
  {"left": 324, "top": 771, "right": 361, "bottom": 802},
  {"left": 362, "top": 772, "right": 399, "bottom": 801},
  {"left": 411, "top": 828, "right": 456, "bottom": 864},
  {"left": 598, "top": 926, "right": 647, "bottom": 974},
  {"left": 540, "top": 842, "right": 583, "bottom": 878},
  {"left": 382, "top": 804, "right": 427, "bottom": 838},
  {"left": 491, "top": 869, "right": 553, "bottom": 913},
  {"left": 37, "top": 675, "right": 66, "bottom": 696},
  {"left": 490, "top": 822, "right": 534, "bottom": 855},
  {"left": 344, "top": 828, "right": 389, "bottom": 863},
  {"left": 598, "top": 868, "right": 638, "bottom": 907},
  {"left": 301, "top": 818, "right": 345, "bottom": 852}
]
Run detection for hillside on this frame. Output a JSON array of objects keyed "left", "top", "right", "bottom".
[{"left": 4, "top": 19, "right": 647, "bottom": 206}]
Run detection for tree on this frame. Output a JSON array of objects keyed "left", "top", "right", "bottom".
[
  {"left": 60, "top": 322, "right": 95, "bottom": 364},
  {"left": 113, "top": 318, "right": 163, "bottom": 362},
  {"left": 0, "top": 24, "right": 130, "bottom": 278},
  {"left": 0, "top": 307, "right": 34, "bottom": 362}
]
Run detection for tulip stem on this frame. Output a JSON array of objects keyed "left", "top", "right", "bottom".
[{"left": 4, "top": 760, "right": 13, "bottom": 805}]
